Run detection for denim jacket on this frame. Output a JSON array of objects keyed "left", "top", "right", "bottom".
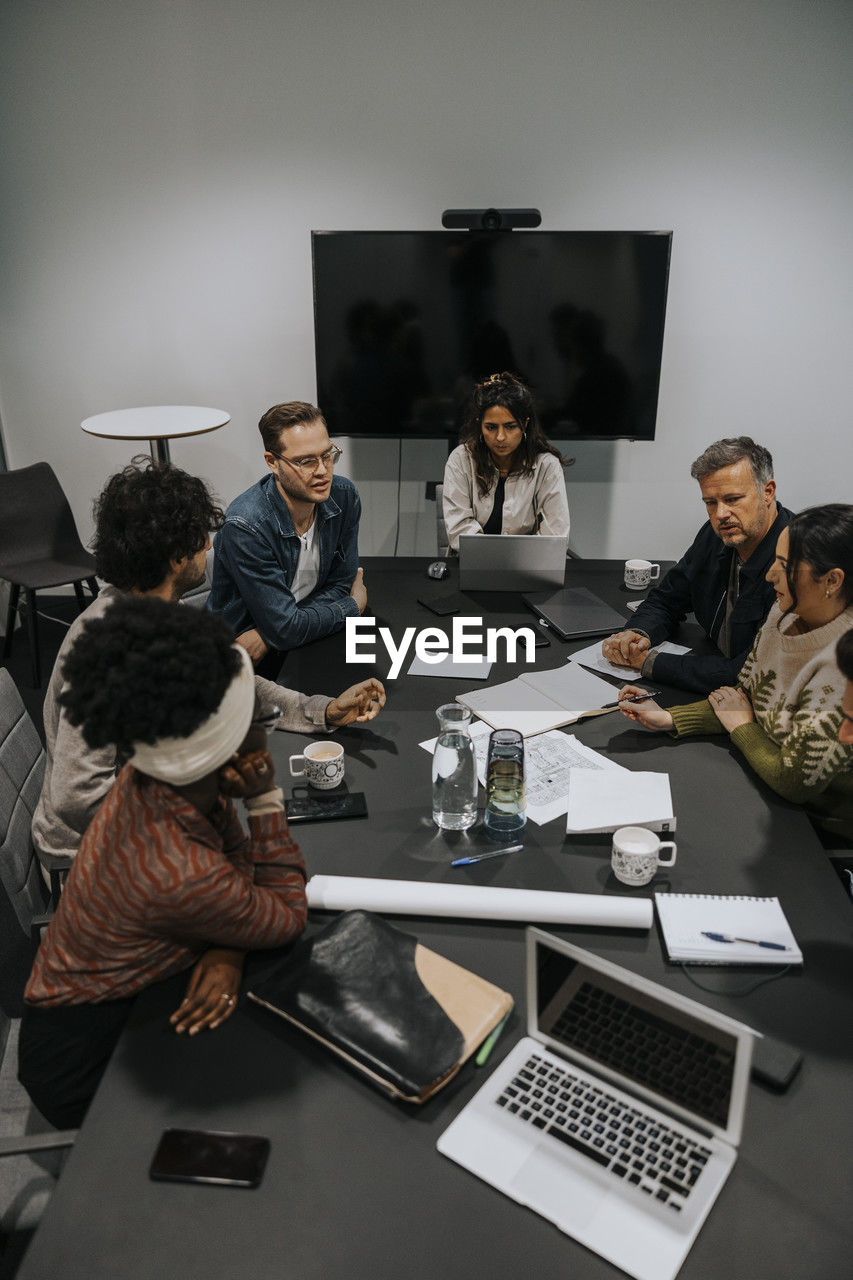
[{"left": 208, "top": 473, "right": 361, "bottom": 649}]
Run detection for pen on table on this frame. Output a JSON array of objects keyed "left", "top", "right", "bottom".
[
  {"left": 451, "top": 844, "right": 523, "bottom": 868},
  {"left": 701, "top": 931, "right": 790, "bottom": 951},
  {"left": 475, "top": 1010, "right": 512, "bottom": 1067},
  {"left": 600, "top": 690, "right": 661, "bottom": 710}
]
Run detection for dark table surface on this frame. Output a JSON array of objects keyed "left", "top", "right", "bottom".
[{"left": 18, "top": 559, "right": 853, "bottom": 1280}]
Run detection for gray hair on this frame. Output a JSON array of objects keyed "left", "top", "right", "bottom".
[{"left": 690, "top": 437, "right": 774, "bottom": 488}]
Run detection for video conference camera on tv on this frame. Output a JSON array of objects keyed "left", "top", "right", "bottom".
[{"left": 441, "top": 208, "right": 542, "bottom": 231}]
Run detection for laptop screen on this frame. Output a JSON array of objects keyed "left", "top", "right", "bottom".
[{"left": 534, "top": 941, "right": 738, "bottom": 1132}]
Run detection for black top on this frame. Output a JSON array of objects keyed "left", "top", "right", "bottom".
[
  {"left": 482, "top": 476, "right": 506, "bottom": 535},
  {"left": 629, "top": 503, "right": 793, "bottom": 694}
]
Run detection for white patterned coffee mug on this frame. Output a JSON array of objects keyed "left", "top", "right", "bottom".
[
  {"left": 624, "top": 559, "right": 661, "bottom": 590},
  {"left": 289, "top": 741, "right": 345, "bottom": 790},
  {"left": 611, "top": 826, "right": 677, "bottom": 886}
]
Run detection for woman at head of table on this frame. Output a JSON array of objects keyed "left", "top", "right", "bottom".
[
  {"left": 442, "top": 371, "right": 571, "bottom": 553},
  {"left": 618, "top": 503, "right": 853, "bottom": 845}
]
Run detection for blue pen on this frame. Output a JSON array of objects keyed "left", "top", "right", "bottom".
[
  {"left": 702, "top": 931, "right": 789, "bottom": 951},
  {"left": 451, "top": 844, "right": 523, "bottom": 868}
]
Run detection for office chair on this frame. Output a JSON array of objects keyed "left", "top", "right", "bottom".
[
  {"left": 0, "top": 670, "right": 76, "bottom": 1257},
  {"left": 0, "top": 463, "right": 99, "bottom": 687}
]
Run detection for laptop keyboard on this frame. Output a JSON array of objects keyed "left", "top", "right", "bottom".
[
  {"left": 551, "top": 982, "right": 733, "bottom": 1128},
  {"left": 495, "top": 1053, "right": 712, "bottom": 1212}
]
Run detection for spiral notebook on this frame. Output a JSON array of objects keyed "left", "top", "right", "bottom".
[{"left": 654, "top": 894, "right": 802, "bottom": 965}]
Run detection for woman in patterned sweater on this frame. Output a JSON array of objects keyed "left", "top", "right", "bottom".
[
  {"left": 19, "top": 598, "right": 308, "bottom": 1128},
  {"left": 618, "top": 504, "right": 853, "bottom": 843}
]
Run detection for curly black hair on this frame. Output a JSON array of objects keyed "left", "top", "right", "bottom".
[
  {"left": 58, "top": 597, "right": 242, "bottom": 754},
  {"left": 459, "top": 372, "right": 569, "bottom": 497},
  {"left": 91, "top": 457, "right": 224, "bottom": 591}
]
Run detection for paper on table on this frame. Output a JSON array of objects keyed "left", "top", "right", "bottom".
[
  {"left": 407, "top": 652, "right": 493, "bottom": 679},
  {"left": 420, "top": 727, "right": 629, "bottom": 826},
  {"left": 569, "top": 639, "right": 691, "bottom": 680},
  {"left": 566, "top": 770, "right": 675, "bottom": 834},
  {"left": 307, "top": 875, "right": 652, "bottom": 930},
  {"left": 521, "top": 734, "right": 627, "bottom": 825}
]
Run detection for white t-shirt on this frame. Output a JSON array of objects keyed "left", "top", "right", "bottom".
[{"left": 290, "top": 519, "right": 321, "bottom": 602}]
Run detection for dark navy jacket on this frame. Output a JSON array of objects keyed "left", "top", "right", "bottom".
[
  {"left": 628, "top": 503, "right": 793, "bottom": 695},
  {"left": 208, "top": 473, "right": 361, "bottom": 650}
]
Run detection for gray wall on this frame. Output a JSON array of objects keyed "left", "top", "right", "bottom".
[{"left": 1, "top": 0, "right": 851, "bottom": 559}]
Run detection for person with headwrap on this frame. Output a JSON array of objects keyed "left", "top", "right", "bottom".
[{"left": 19, "top": 598, "right": 308, "bottom": 1129}]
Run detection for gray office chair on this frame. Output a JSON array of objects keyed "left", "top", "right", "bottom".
[
  {"left": 0, "top": 462, "right": 99, "bottom": 687},
  {"left": 0, "top": 670, "right": 52, "bottom": 949},
  {"left": 0, "top": 670, "right": 76, "bottom": 1254}
]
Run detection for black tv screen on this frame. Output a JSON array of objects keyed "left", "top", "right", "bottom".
[{"left": 312, "top": 230, "right": 672, "bottom": 442}]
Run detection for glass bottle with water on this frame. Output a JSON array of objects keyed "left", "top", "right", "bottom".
[
  {"left": 432, "top": 703, "right": 478, "bottom": 830},
  {"left": 484, "top": 728, "right": 526, "bottom": 840}
]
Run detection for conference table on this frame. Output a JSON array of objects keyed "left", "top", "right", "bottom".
[{"left": 18, "top": 560, "right": 853, "bottom": 1280}]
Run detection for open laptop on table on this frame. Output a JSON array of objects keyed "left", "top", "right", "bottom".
[
  {"left": 438, "top": 929, "right": 755, "bottom": 1280},
  {"left": 459, "top": 534, "right": 567, "bottom": 592}
]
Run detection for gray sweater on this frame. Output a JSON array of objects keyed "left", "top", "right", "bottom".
[{"left": 31, "top": 586, "right": 334, "bottom": 862}]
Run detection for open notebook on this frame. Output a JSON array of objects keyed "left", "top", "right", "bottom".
[{"left": 456, "top": 662, "right": 617, "bottom": 736}]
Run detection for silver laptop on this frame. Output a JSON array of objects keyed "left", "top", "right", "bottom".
[
  {"left": 459, "top": 534, "right": 567, "bottom": 592},
  {"left": 438, "top": 929, "right": 755, "bottom": 1280}
]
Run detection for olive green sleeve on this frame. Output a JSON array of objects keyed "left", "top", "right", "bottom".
[{"left": 668, "top": 699, "right": 724, "bottom": 739}]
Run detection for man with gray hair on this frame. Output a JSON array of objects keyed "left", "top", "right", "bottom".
[{"left": 602, "top": 437, "right": 792, "bottom": 694}]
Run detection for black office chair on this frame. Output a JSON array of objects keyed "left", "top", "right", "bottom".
[
  {"left": 0, "top": 669, "right": 76, "bottom": 1260},
  {"left": 0, "top": 462, "right": 99, "bottom": 687}
]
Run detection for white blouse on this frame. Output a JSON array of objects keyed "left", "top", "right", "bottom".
[{"left": 442, "top": 445, "right": 570, "bottom": 552}]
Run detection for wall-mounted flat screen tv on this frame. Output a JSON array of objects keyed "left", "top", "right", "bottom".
[{"left": 312, "top": 230, "right": 672, "bottom": 442}]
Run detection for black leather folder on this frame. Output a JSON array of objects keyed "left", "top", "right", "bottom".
[{"left": 248, "top": 911, "right": 513, "bottom": 1103}]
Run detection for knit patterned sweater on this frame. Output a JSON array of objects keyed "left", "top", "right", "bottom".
[{"left": 669, "top": 603, "right": 853, "bottom": 841}]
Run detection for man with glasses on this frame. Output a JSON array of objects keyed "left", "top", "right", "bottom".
[{"left": 209, "top": 401, "right": 366, "bottom": 663}]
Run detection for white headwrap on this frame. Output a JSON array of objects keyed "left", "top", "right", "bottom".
[{"left": 129, "top": 645, "right": 256, "bottom": 786}]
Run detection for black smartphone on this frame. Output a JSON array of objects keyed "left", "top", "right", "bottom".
[
  {"left": 149, "top": 1129, "right": 270, "bottom": 1188},
  {"left": 285, "top": 791, "right": 368, "bottom": 823},
  {"left": 417, "top": 593, "right": 468, "bottom": 616},
  {"left": 751, "top": 1035, "right": 803, "bottom": 1091}
]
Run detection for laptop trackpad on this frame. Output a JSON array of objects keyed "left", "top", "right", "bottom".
[{"left": 511, "top": 1145, "right": 603, "bottom": 1230}]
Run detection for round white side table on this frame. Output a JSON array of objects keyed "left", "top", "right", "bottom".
[{"left": 81, "top": 405, "right": 230, "bottom": 464}]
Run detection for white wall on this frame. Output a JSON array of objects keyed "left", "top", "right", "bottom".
[{"left": 1, "top": 0, "right": 851, "bottom": 559}]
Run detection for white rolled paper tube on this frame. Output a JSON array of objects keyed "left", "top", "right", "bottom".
[{"left": 306, "top": 875, "right": 652, "bottom": 930}]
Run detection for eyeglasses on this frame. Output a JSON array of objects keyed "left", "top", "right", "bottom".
[{"left": 272, "top": 445, "right": 343, "bottom": 475}]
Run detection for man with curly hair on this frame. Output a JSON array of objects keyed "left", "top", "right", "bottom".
[
  {"left": 33, "top": 458, "right": 384, "bottom": 865},
  {"left": 19, "top": 598, "right": 308, "bottom": 1128}
]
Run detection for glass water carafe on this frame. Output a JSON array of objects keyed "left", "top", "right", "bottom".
[{"left": 432, "top": 703, "right": 478, "bottom": 830}]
